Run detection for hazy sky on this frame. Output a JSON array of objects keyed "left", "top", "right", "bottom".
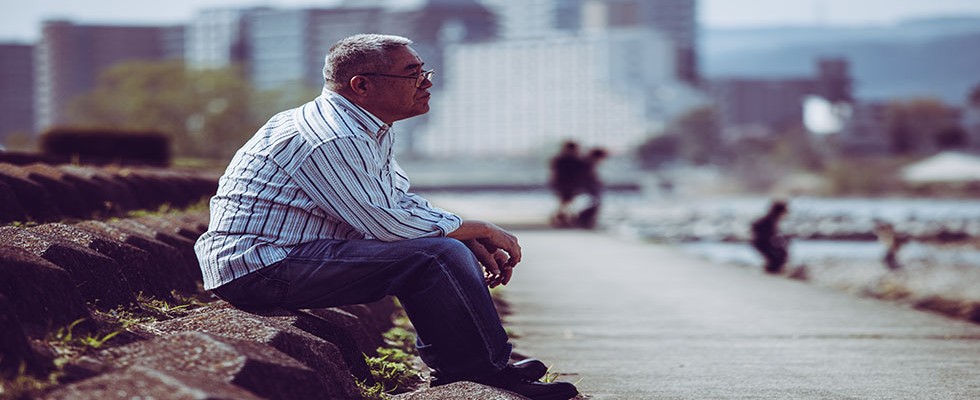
[{"left": 3, "top": 0, "right": 980, "bottom": 42}]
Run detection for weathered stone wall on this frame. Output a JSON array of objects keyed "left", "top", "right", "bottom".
[
  {"left": 0, "top": 163, "right": 401, "bottom": 399},
  {"left": 0, "top": 162, "right": 522, "bottom": 399}
]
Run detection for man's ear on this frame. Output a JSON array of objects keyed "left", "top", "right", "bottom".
[{"left": 349, "top": 76, "right": 370, "bottom": 96}]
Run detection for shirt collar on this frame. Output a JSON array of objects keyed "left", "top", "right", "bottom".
[{"left": 321, "top": 88, "right": 391, "bottom": 138}]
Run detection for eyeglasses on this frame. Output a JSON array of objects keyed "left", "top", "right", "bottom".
[{"left": 359, "top": 69, "right": 434, "bottom": 88}]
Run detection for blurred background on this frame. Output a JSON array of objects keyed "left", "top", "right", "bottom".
[
  {"left": 1, "top": 1, "right": 980, "bottom": 286},
  {"left": 2, "top": 0, "right": 980, "bottom": 190}
]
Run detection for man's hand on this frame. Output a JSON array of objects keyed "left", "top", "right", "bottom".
[
  {"left": 463, "top": 240, "right": 513, "bottom": 288},
  {"left": 449, "top": 220, "right": 522, "bottom": 288}
]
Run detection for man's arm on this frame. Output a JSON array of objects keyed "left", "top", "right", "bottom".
[{"left": 447, "top": 220, "right": 522, "bottom": 288}]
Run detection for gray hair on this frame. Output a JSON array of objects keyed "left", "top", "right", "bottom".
[{"left": 323, "top": 34, "right": 413, "bottom": 91}]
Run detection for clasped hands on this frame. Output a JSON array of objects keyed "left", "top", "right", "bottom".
[{"left": 448, "top": 220, "right": 522, "bottom": 288}]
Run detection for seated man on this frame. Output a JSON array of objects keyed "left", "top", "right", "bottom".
[{"left": 194, "top": 34, "right": 578, "bottom": 400}]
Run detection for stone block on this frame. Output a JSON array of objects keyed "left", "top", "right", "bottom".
[
  {"left": 32, "top": 223, "right": 174, "bottom": 301},
  {"left": 106, "top": 219, "right": 202, "bottom": 283},
  {"left": 134, "top": 214, "right": 206, "bottom": 242},
  {"left": 43, "top": 365, "right": 264, "bottom": 400},
  {"left": 0, "top": 227, "right": 136, "bottom": 309},
  {"left": 0, "top": 179, "right": 29, "bottom": 223},
  {"left": 0, "top": 293, "right": 54, "bottom": 378},
  {"left": 26, "top": 163, "right": 112, "bottom": 216},
  {"left": 60, "top": 165, "right": 139, "bottom": 212},
  {"left": 20, "top": 164, "right": 91, "bottom": 218},
  {"left": 147, "top": 305, "right": 361, "bottom": 399},
  {"left": 175, "top": 209, "right": 211, "bottom": 235},
  {"left": 394, "top": 381, "right": 527, "bottom": 400},
  {"left": 118, "top": 169, "right": 182, "bottom": 209},
  {"left": 110, "top": 172, "right": 159, "bottom": 210},
  {"left": 0, "top": 245, "right": 90, "bottom": 328},
  {"left": 342, "top": 296, "right": 400, "bottom": 333},
  {"left": 248, "top": 307, "right": 376, "bottom": 383},
  {"left": 108, "top": 219, "right": 196, "bottom": 250},
  {"left": 100, "top": 331, "right": 334, "bottom": 400},
  {"left": 74, "top": 220, "right": 201, "bottom": 294},
  {"left": 0, "top": 162, "right": 61, "bottom": 221},
  {"left": 305, "top": 307, "right": 385, "bottom": 355}
]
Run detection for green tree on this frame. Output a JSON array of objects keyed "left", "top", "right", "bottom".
[{"left": 69, "top": 61, "right": 297, "bottom": 160}]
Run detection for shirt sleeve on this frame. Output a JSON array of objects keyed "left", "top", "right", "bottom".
[{"left": 291, "top": 135, "right": 461, "bottom": 241}]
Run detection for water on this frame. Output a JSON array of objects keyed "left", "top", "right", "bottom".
[{"left": 602, "top": 194, "right": 980, "bottom": 268}]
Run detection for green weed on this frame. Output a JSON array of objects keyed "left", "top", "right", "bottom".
[
  {"left": 363, "top": 352, "right": 422, "bottom": 396},
  {"left": 0, "top": 365, "right": 58, "bottom": 400},
  {"left": 359, "top": 309, "right": 425, "bottom": 398}
]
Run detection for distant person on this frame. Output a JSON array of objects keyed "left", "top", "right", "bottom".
[
  {"left": 195, "top": 34, "right": 577, "bottom": 400},
  {"left": 751, "top": 200, "right": 790, "bottom": 274},
  {"left": 575, "top": 147, "right": 609, "bottom": 229},
  {"left": 873, "top": 220, "right": 907, "bottom": 270},
  {"left": 548, "top": 140, "right": 585, "bottom": 227}
]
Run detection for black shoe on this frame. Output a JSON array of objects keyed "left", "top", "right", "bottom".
[
  {"left": 476, "top": 367, "right": 578, "bottom": 400},
  {"left": 511, "top": 358, "right": 549, "bottom": 381},
  {"left": 430, "top": 359, "right": 549, "bottom": 387}
]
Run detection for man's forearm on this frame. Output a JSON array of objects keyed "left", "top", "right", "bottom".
[{"left": 446, "top": 220, "right": 497, "bottom": 241}]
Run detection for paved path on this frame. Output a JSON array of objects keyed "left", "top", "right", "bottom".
[{"left": 500, "top": 229, "right": 980, "bottom": 399}]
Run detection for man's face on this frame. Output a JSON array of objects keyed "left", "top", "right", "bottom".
[{"left": 364, "top": 46, "right": 432, "bottom": 124}]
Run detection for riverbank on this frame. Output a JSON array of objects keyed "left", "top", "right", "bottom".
[{"left": 429, "top": 191, "right": 980, "bottom": 325}]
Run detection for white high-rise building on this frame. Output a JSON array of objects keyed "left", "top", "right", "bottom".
[
  {"left": 418, "top": 28, "right": 702, "bottom": 157},
  {"left": 186, "top": 8, "right": 263, "bottom": 69},
  {"left": 480, "top": 0, "right": 698, "bottom": 82}
]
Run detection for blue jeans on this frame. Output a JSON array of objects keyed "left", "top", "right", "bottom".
[{"left": 213, "top": 237, "right": 512, "bottom": 381}]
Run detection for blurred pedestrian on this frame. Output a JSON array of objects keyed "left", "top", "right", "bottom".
[
  {"left": 548, "top": 140, "right": 585, "bottom": 227},
  {"left": 575, "top": 147, "right": 608, "bottom": 229},
  {"left": 751, "top": 199, "right": 790, "bottom": 273},
  {"left": 873, "top": 220, "right": 907, "bottom": 270}
]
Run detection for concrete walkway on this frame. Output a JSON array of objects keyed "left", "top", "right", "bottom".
[{"left": 500, "top": 229, "right": 980, "bottom": 399}]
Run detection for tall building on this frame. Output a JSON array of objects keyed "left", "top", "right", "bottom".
[
  {"left": 581, "top": 0, "right": 698, "bottom": 83},
  {"left": 480, "top": 0, "right": 575, "bottom": 39},
  {"left": 35, "top": 20, "right": 184, "bottom": 132},
  {"left": 709, "top": 58, "right": 854, "bottom": 140},
  {"left": 709, "top": 78, "right": 817, "bottom": 138},
  {"left": 245, "top": 1, "right": 497, "bottom": 91},
  {"left": 246, "top": 6, "right": 384, "bottom": 90},
  {"left": 481, "top": 0, "right": 699, "bottom": 83},
  {"left": 418, "top": 28, "right": 703, "bottom": 157},
  {"left": 0, "top": 43, "right": 35, "bottom": 145},
  {"left": 186, "top": 8, "right": 267, "bottom": 70}
]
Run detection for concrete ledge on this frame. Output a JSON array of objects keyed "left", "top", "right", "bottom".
[
  {"left": 99, "top": 331, "right": 335, "bottom": 400},
  {"left": 43, "top": 365, "right": 265, "bottom": 400},
  {"left": 0, "top": 163, "right": 535, "bottom": 400}
]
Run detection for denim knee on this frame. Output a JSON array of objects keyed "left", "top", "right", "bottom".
[{"left": 416, "top": 238, "right": 480, "bottom": 272}]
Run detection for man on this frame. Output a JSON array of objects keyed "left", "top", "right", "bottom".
[
  {"left": 576, "top": 147, "right": 608, "bottom": 229},
  {"left": 548, "top": 140, "right": 583, "bottom": 227},
  {"left": 195, "top": 34, "right": 578, "bottom": 400},
  {"left": 750, "top": 199, "right": 790, "bottom": 274}
]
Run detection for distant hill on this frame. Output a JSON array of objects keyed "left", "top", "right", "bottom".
[{"left": 701, "top": 16, "right": 980, "bottom": 104}]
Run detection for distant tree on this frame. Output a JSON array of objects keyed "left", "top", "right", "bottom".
[
  {"left": 672, "top": 107, "right": 722, "bottom": 165},
  {"left": 69, "top": 61, "right": 299, "bottom": 160},
  {"left": 769, "top": 124, "right": 825, "bottom": 171},
  {"left": 970, "top": 83, "right": 980, "bottom": 107},
  {"left": 885, "top": 98, "right": 961, "bottom": 155},
  {"left": 934, "top": 126, "right": 968, "bottom": 149},
  {"left": 635, "top": 133, "right": 681, "bottom": 169}
]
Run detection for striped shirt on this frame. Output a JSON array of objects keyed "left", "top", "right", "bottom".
[{"left": 194, "top": 89, "right": 462, "bottom": 289}]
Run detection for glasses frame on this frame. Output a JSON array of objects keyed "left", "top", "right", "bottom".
[{"left": 359, "top": 69, "right": 434, "bottom": 88}]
